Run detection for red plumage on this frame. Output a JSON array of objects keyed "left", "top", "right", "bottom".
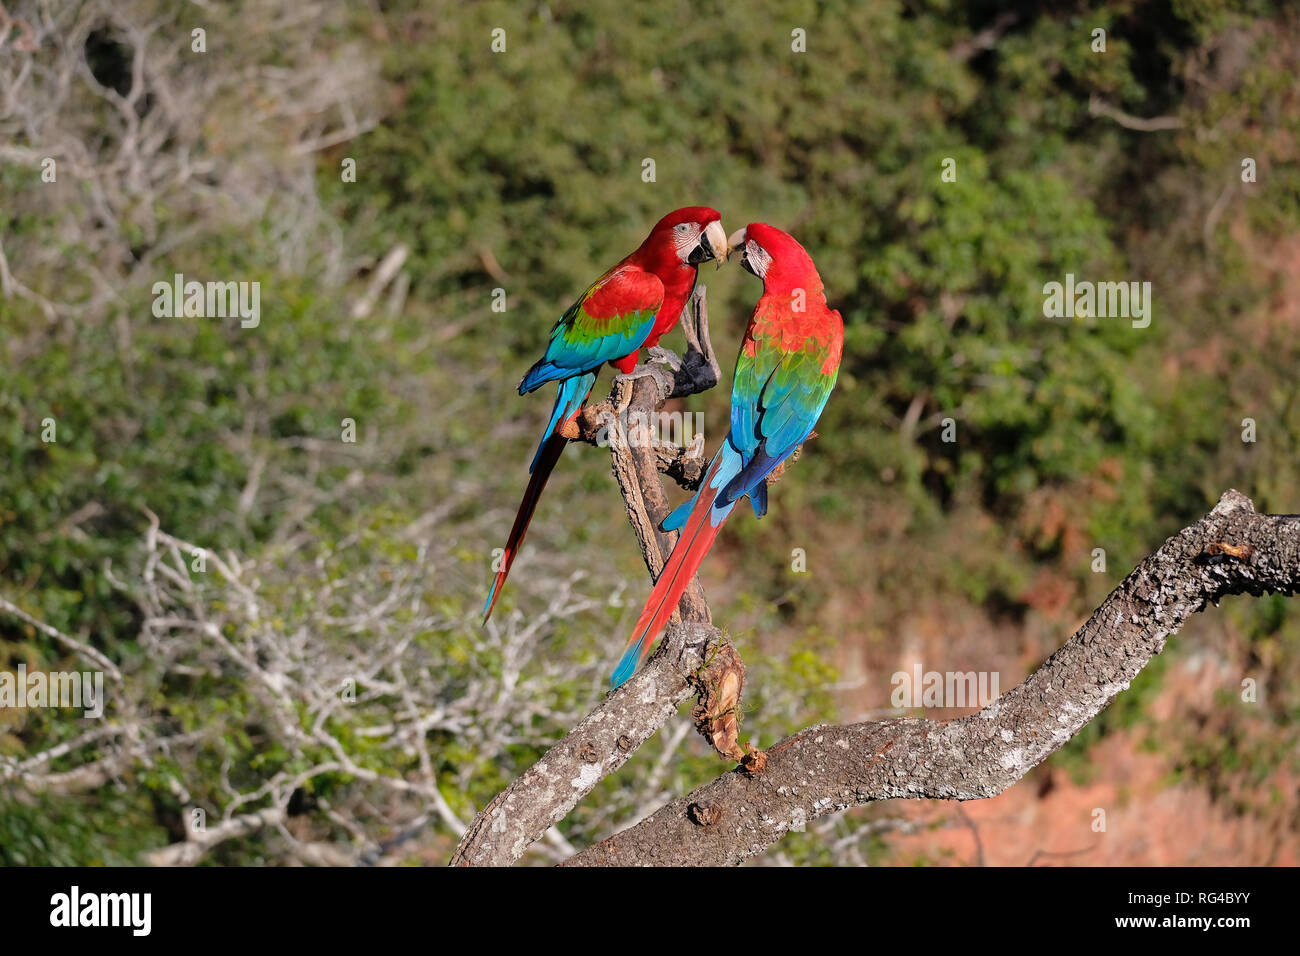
[
  {"left": 610, "top": 223, "right": 842, "bottom": 687},
  {"left": 612, "top": 453, "right": 729, "bottom": 688},
  {"left": 613, "top": 206, "right": 722, "bottom": 368},
  {"left": 484, "top": 207, "right": 725, "bottom": 621}
]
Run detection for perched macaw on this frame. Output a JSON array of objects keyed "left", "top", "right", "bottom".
[
  {"left": 483, "top": 207, "right": 730, "bottom": 622},
  {"left": 611, "top": 223, "right": 844, "bottom": 688}
]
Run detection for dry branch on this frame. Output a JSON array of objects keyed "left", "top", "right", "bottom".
[
  {"left": 1088, "top": 93, "right": 1184, "bottom": 131},
  {"left": 566, "top": 489, "right": 1298, "bottom": 866},
  {"left": 146, "top": 808, "right": 286, "bottom": 867}
]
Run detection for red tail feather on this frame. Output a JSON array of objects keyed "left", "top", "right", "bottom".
[{"left": 613, "top": 489, "right": 725, "bottom": 683}]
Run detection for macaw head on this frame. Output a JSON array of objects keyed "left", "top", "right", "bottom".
[
  {"left": 647, "top": 206, "right": 729, "bottom": 270},
  {"left": 726, "top": 222, "right": 821, "bottom": 295}
]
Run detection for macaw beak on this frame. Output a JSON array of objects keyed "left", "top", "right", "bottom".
[
  {"left": 702, "top": 220, "right": 730, "bottom": 270},
  {"left": 726, "top": 228, "right": 748, "bottom": 264}
]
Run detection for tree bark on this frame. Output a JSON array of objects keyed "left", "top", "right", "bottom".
[{"left": 565, "top": 490, "right": 1298, "bottom": 866}]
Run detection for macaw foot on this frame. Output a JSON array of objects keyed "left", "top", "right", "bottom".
[
  {"left": 613, "top": 359, "right": 677, "bottom": 402},
  {"left": 672, "top": 347, "right": 719, "bottom": 397},
  {"left": 645, "top": 345, "right": 682, "bottom": 372}
]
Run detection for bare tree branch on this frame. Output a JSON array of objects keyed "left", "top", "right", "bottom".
[
  {"left": 146, "top": 807, "right": 287, "bottom": 866},
  {"left": 0, "top": 594, "right": 122, "bottom": 680},
  {"left": 950, "top": 12, "right": 1019, "bottom": 62},
  {"left": 1088, "top": 93, "right": 1184, "bottom": 131},
  {"left": 565, "top": 489, "right": 1298, "bottom": 866}
]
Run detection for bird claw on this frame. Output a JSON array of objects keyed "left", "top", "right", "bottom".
[
  {"left": 646, "top": 346, "right": 682, "bottom": 372},
  {"left": 673, "top": 349, "right": 717, "bottom": 396},
  {"left": 613, "top": 361, "right": 677, "bottom": 401}
]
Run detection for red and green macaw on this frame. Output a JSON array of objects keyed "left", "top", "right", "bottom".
[
  {"left": 483, "top": 207, "right": 729, "bottom": 622},
  {"left": 611, "top": 223, "right": 844, "bottom": 687}
]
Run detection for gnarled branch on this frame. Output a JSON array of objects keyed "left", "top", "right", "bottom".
[{"left": 566, "top": 489, "right": 1299, "bottom": 866}]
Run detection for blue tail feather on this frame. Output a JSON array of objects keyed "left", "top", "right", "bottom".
[
  {"left": 661, "top": 497, "right": 693, "bottom": 532},
  {"left": 660, "top": 441, "right": 745, "bottom": 533},
  {"left": 610, "top": 651, "right": 640, "bottom": 690},
  {"left": 529, "top": 372, "right": 595, "bottom": 473}
]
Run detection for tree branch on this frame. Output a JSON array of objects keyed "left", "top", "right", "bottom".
[
  {"left": 1088, "top": 93, "right": 1184, "bottom": 132},
  {"left": 565, "top": 489, "right": 1299, "bottom": 865},
  {"left": 146, "top": 807, "right": 287, "bottom": 866}
]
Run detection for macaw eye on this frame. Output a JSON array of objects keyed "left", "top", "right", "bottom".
[
  {"left": 743, "top": 240, "right": 772, "bottom": 278},
  {"left": 674, "top": 223, "right": 690, "bottom": 233}
]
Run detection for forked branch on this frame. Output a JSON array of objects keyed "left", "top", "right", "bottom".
[{"left": 565, "top": 490, "right": 1299, "bottom": 865}]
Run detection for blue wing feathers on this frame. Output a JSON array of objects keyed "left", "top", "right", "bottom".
[{"left": 519, "top": 360, "right": 566, "bottom": 394}]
